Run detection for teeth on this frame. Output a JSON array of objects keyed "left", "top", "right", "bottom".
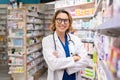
[
  {"left": 60, "top": 27, "right": 64, "bottom": 29},
  {"left": 61, "top": 26, "right": 65, "bottom": 28}
]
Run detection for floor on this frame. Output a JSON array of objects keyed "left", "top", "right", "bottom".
[
  {"left": 39, "top": 70, "right": 47, "bottom": 80},
  {"left": 0, "top": 64, "right": 11, "bottom": 80},
  {"left": 0, "top": 63, "right": 47, "bottom": 80}
]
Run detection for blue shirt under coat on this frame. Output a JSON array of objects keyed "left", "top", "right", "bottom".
[{"left": 58, "top": 34, "right": 76, "bottom": 80}]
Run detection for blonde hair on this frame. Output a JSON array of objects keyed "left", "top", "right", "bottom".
[{"left": 50, "top": 9, "right": 73, "bottom": 33}]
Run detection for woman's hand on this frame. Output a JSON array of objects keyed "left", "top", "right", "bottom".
[
  {"left": 53, "top": 51, "right": 59, "bottom": 58},
  {"left": 72, "top": 55, "right": 81, "bottom": 62}
]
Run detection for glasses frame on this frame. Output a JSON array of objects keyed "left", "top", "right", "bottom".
[{"left": 55, "top": 18, "right": 70, "bottom": 24}]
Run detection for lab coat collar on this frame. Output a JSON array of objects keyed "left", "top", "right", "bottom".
[
  {"left": 53, "top": 31, "right": 66, "bottom": 57},
  {"left": 67, "top": 33, "right": 71, "bottom": 41},
  {"left": 54, "top": 31, "right": 71, "bottom": 41}
]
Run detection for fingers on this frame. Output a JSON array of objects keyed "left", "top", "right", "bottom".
[
  {"left": 73, "top": 55, "right": 81, "bottom": 62},
  {"left": 53, "top": 51, "right": 59, "bottom": 58}
]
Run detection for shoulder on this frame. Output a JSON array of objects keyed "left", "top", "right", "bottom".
[
  {"left": 69, "top": 33, "right": 79, "bottom": 40},
  {"left": 69, "top": 33, "right": 82, "bottom": 44},
  {"left": 42, "top": 34, "right": 53, "bottom": 42}
]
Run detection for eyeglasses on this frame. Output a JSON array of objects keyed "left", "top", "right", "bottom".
[{"left": 56, "top": 18, "right": 70, "bottom": 24}]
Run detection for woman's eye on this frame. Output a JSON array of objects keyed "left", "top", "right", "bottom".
[{"left": 58, "top": 19, "right": 62, "bottom": 22}]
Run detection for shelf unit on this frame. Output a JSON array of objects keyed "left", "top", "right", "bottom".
[
  {"left": 7, "top": 8, "right": 26, "bottom": 80},
  {"left": 55, "top": 1, "right": 94, "bottom": 10},
  {"left": 44, "top": 2, "right": 55, "bottom": 37},
  {"left": 94, "top": 16, "right": 120, "bottom": 80},
  {"left": 94, "top": 0, "right": 120, "bottom": 80},
  {"left": 7, "top": 6, "right": 46, "bottom": 80},
  {"left": 96, "top": 16, "right": 120, "bottom": 37},
  {"left": 0, "top": 7, "right": 8, "bottom": 65},
  {"left": 26, "top": 5, "right": 46, "bottom": 80}
]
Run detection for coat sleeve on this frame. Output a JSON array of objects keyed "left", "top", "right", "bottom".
[
  {"left": 42, "top": 36, "right": 75, "bottom": 71},
  {"left": 66, "top": 36, "right": 90, "bottom": 75}
]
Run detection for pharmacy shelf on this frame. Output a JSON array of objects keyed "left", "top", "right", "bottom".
[
  {"left": 7, "top": 8, "right": 26, "bottom": 80},
  {"left": 26, "top": 5, "right": 45, "bottom": 80},
  {"left": 0, "top": 7, "right": 8, "bottom": 65},
  {"left": 27, "top": 34, "right": 44, "bottom": 38},
  {"left": 8, "top": 8, "right": 25, "bottom": 11},
  {"left": 0, "top": 13, "right": 7, "bottom": 15},
  {"left": 27, "top": 48, "right": 42, "bottom": 55},
  {"left": 94, "top": 0, "right": 103, "bottom": 16},
  {"left": 27, "top": 58, "right": 44, "bottom": 71},
  {"left": 8, "top": 64, "right": 23, "bottom": 66},
  {"left": 74, "top": 28, "right": 96, "bottom": 32},
  {"left": 8, "top": 54, "right": 23, "bottom": 57},
  {"left": 27, "top": 54, "right": 42, "bottom": 64},
  {"left": 43, "top": 3, "right": 55, "bottom": 37},
  {"left": 8, "top": 18, "right": 23, "bottom": 21},
  {"left": 8, "top": 71, "right": 24, "bottom": 74},
  {"left": 96, "top": 16, "right": 120, "bottom": 37},
  {"left": 8, "top": 36, "right": 23, "bottom": 38},
  {"left": 81, "top": 40, "right": 94, "bottom": 43},
  {"left": 7, "top": 6, "right": 45, "bottom": 80},
  {"left": 72, "top": 15, "right": 94, "bottom": 19},
  {"left": 55, "top": 2, "right": 94, "bottom": 10},
  {"left": 98, "top": 60, "right": 114, "bottom": 80},
  {"left": 27, "top": 42, "right": 41, "bottom": 48}
]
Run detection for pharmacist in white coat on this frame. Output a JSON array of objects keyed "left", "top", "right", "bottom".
[{"left": 42, "top": 9, "right": 90, "bottom": 80}]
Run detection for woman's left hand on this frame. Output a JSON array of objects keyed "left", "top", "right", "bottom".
[{"left": 72, "top": 55, "right": 81, "bottom": 62}]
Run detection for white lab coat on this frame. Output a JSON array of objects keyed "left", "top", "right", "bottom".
[{"left": 42, "top": 31, "right": 90, "bottom": 80}]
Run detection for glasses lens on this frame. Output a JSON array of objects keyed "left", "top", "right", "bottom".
[
  {"left": 56, "top": 18, "right": 69, "bottom": 24},
  {"left": 56, "top": 18, "right": 62, "bottom": 24},
  {"left": 64, "top": 19, "right": 69, "bottom": 24}
]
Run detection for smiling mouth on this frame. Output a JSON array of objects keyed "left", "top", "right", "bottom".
[{"left": 60, "top": 26, "right": 66, "bottom": 29}]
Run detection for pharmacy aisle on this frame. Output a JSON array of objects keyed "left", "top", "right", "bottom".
[{"left": 0, "top": 0, "right": 120, "bottom": 80}]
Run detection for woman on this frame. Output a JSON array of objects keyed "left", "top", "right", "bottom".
[{"left": 42, "top": 9, "right": 89, "bottom": 80}]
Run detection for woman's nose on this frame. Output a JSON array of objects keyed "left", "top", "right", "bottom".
[{"left": 61, "top": 20, "right": 65, "bottom": 24}]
